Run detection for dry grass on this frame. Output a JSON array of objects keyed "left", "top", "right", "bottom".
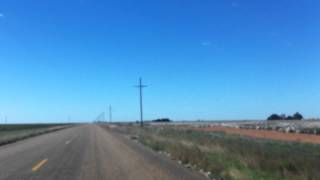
[
  {"left": 0, "top": 124, "right": 70, "bottom": 146},
  {"left": 111, "top": 124, "right": 320, "bottom": 180}
]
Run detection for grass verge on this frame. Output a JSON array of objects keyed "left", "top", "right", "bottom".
[
  {"left": 0, "top": 124, "right": 71, "bottom": 146},
  {"left": 111, "top": 125, "right": 320, "bottom": 180}
]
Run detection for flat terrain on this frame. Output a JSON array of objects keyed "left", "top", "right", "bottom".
[
  {"left": 114, "top": 124, "right": 320, "bottom": 180},
  {"left": 0, "top": 124, "right": 68, "bottom": 146},
  {"left": 0, "top": 125, "right": 205, "bottom": 180},
  {"left": 193, "top": 126, "right": 320, "bottom": 144}
]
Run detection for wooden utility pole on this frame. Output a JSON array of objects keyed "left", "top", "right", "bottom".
[{"left": 135, "top": 78, "right": 147, "bottom": 127}]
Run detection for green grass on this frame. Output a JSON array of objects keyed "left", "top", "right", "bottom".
[{"left": 113, "top": 125, "right": 320, "bottom": 180}]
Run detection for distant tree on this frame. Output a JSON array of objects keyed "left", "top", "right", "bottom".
[
  {"left": 267, "top": 112, "right": 304, "bottom": 121},
  {"left": 280, "top": 114, "right": 287, "bottom": 120},
  {"left": 152, "top": 118, "right": 172, "bottom": 123},
  {"left": 267, "top": 114, "right": 282, "bottom": 121},
  {"left": 286, "top": 116, "right": 294, "bottom": 120},
  {"left": 293, "top": 112, "right": 303, "bottom": 120}
]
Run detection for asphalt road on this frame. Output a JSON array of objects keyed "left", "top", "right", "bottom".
[{"left": 0, "top": 125, "right": 205, "bottom": 180}]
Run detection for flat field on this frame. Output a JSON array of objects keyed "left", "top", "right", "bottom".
[
  {"left": 191, "top": 126, "right": 320, "bottom": 144},
  {"left": 112, "top": 123, "right": 320, "bottom": 180},
  {"left": 0, "top": 124, "right": 69, "bottom": 146}
]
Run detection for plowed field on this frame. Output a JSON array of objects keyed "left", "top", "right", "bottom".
[{"left": 193, "top": 126, "right": 320, "bottom": 144}]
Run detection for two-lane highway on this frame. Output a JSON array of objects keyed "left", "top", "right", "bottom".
[{"left": 0, "top": 125, "right": 205, "bottom": 180}]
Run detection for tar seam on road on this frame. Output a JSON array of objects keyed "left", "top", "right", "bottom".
[{"left": 32, "top": 159, "right": 48, "bottom": 172}]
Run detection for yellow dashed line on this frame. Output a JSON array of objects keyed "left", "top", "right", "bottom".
[{"left": 32, "top": 159, "right": 48, "bottom": 172}]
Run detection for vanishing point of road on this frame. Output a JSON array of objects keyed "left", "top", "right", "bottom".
[{"left": 0, "top": 125, "right": 205, "bottom": 180}]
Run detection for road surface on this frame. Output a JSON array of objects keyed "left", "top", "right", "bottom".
[{"left": 0, "top": 125, "right": 205, "bottom": 180}]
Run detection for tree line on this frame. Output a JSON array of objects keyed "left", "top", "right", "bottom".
[{"left": 267, "top": 112, "right": 303, "bottom": 121}]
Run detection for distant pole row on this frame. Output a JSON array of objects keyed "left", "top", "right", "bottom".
[
  {"left": 109, "top": 105, "right": 112, "bottom": 123},
  {"left": 0, "top": 115, "right": 8, "bottom": 124},
  {"left": 105, "top": 77, "right": 147, "bottom": 127}
]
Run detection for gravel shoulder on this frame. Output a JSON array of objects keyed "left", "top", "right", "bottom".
[{"left": 96, "top": 125, "right": 206, "bottom": 180}]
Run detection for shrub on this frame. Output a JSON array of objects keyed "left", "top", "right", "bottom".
[
  {"left": 293, "top": 112, "right": 303, "bottom": 120},
  {"left": 267, "top": 114, "right": 282, "bottom": 121},
  {"left": 267, "top": 112, "right": 304, "bottom": 121},
  {"left": 152, "top": 118, "right": 172, "bottom": 123}
]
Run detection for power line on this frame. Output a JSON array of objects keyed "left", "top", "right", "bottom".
[
  {"left": 95, "top": 112, "right": 105, "bottom": 123},
  {"left": 134, "top": 77, "right": 147, "bottom": 127}
]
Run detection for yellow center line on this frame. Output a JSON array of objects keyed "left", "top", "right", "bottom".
[
  {"left": 32, "top": 159, "right": 48, "bottom": 172},
  {"left": 65, "top": 138, "right": 73, "bottom": 145}
]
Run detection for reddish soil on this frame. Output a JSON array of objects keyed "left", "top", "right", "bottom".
[{"left": 192, "top": 126, "right": 320, "bottom": 144}]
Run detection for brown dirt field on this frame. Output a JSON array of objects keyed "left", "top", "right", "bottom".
[{"left": 192, "top": 126, "right": 320, "bottom": 144}]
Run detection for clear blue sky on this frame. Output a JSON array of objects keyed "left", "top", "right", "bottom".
[{"left": 0, "top": 0, "right": 319, "bottom": 123}]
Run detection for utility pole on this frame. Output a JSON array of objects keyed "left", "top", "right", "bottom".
[
  {"left": 135, "top": 77, "right": 147, "bottom": 127},
  {"left": 109, "top": 105, "right": 112, "bottom": 123}
]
